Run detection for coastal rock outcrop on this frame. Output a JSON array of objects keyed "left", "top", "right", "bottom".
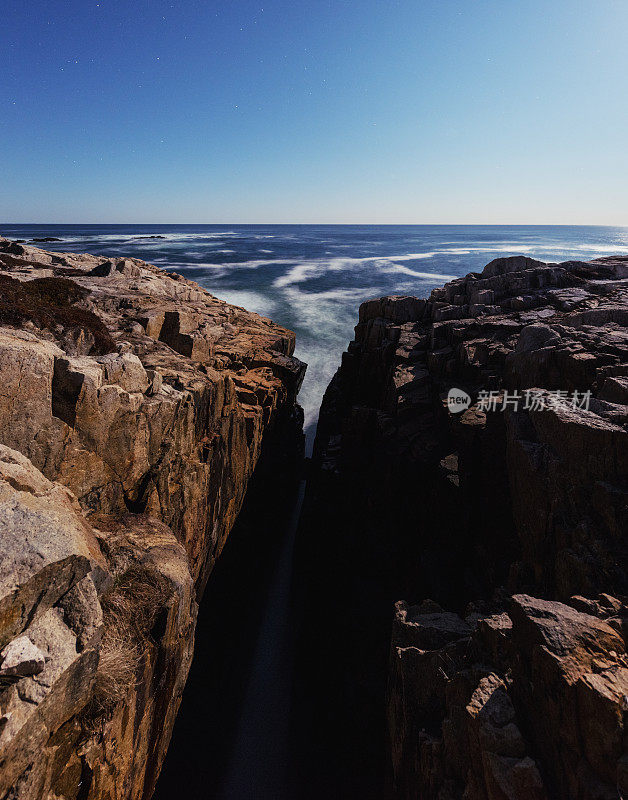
[
  {"left": 0, "top": 238, "right": 305, "bottom": 799},
  {"left": 296, "top": 255, "right": 627, "bottom": 799}
]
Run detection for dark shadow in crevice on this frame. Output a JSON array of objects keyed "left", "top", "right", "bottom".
[{"left": 155, "top": 408, "right": 304, "bottom": 800}]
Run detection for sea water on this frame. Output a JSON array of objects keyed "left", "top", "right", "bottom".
[{"left": 4, "top": 223, "right": 627, "bottom": 447}]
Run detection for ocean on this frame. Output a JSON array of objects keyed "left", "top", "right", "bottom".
[
  {"left": 4, "top": 222, "right": 627, "bottom": 800},
  {"left": 3, "top": 223, "right": 628, "bottom": 446}
]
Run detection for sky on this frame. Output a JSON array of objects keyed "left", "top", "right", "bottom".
[{"left": 1, "top": 0, "right": 627, "bottom": 224}]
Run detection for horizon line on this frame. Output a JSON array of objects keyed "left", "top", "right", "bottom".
[{"left": 2, "top": 222, "right": 628, "bottom": 228}]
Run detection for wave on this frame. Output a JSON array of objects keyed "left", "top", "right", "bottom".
[
  {"left": 386, "top": 264, "right": 457, "bottom": 280},
  {"left": 273, "top": 254, "right": 458, "bottom": 288},
  {"left": 423, "top": 243, "right": 627, "bottom": 256},
  {"left": 273, "top": 259, "right": 346, "bottom": 288},
  {"left": 286, "top": 286, "right": 374, "bottom": 303},
  {"left": 209, "top": 289, "right": 277, "bottom": 321},
  {"left": 562, "top": 243, "right": 628, "bottom": 253},
  {"left": 389, "top": 252, "right": 439, "bottom": 260},
  {"left": 283, "top": 286, "right": 379, "bottom": 433},
  {"left": 165, "top": 258, "right": 298, "bottom": 272}
]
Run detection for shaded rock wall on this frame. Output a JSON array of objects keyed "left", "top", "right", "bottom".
[
  {"left": 0, "top": 239, "right": 305, "bottom": 800},
  {"left": 296, "top": 255, "right": 627, "bottom": 799}
]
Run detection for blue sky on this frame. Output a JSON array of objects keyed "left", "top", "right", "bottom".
[{"left": 1, "top": 0, "right": 627, "bottom": 223}]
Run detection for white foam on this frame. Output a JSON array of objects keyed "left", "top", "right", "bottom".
[
  {"left": 273, "top": 259, "right": 344, "bottom": 288},
  {"left": 386, "top": 252, "right": 438, "bottom": 260},
  {"left": 561, "top": 243, "right": 627, "bottom": 253},
  {"left": 385, "top": 264, "right": 457, "bottom": 280},
  {"left": 55, "top": 231, "right": 245, "bottom": 245},
  {"left": 273, "top": 254, "right": 456, "bottom": 289},
  {"left": 209, "top": 289, "right": 277, "bottom": 321},
  {"left": 282, "top": 284, "right": 386, "bottom": 435},
  {"left": 169, "top": 258, "right": 297, "bottom": 272},
  {"left": 421, "top": 244, "right": 626, "bottom": 257}
]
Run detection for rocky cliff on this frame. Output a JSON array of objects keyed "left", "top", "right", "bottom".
[
  {"left": 296, "top": 255, "right": 627, "bottom": 799},
  {"left": 0, "top": 238, "right": 305, "bottom": 799}
]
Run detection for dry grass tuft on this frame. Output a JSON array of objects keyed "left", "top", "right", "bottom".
[
  {"left": 104, "top": 566, "right": 172, "bottom": 639},
  {"left": 85, "top": 565, "right": 172, "bottom": 723},
  {"left": 90, "top": 630, "right": 140, "bottom": 713}
]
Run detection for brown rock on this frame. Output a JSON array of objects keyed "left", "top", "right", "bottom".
[
  {"left": 0, "top": 238, "right": 305, "bottom": 800},
  {"left": 299, "top": 251, "right": 628, "bottom": 799}
]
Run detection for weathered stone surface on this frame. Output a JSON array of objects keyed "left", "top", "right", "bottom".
[
  {"left": 0, "top": 637, "right": 46, "bottom": 678},
  {"left": 0, "top": 444, "right": 98, "bottom": 650},
  {"left": 392, "top": 600, "right": 472, "bottom": 650},
  {"left": 0, "top": 238, "right": 305, "bottom": 800},
  {"left": 297, "top": 254, "right": 628, "bottom": 799}
]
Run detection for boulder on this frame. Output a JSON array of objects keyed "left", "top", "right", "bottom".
[
  {"left": 0, "top": 444, "right": 99, "bottom": 649},
  {"left": 0, "top": 636, "right": 46, "bottom": 677}
]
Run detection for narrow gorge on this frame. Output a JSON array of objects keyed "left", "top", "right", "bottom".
[{"left": 0, "top": 240, "right": 626, "bottom": 800}]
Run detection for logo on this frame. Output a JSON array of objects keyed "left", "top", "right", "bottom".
[{"left": 447, "top": 387, "right": 471, "bottom": 414}]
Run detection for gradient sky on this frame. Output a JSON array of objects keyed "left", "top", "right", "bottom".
[{"left": 1, "top": 0, "right": 627, "bottom": 223}]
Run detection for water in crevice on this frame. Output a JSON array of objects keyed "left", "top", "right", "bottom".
[
  {"left": 215, "top": 480, "right": 305, "bottom": 800},
  {"left": 155, "top": 453, "right": 305, "bottom": 800}
]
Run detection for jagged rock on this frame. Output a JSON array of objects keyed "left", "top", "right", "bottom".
[
  {"left": 0, "top": 444, "right": 101, "bottom": 650},
  {"left": 0, "top": 236, "right": 305, "bottom": 585},
  {"left": 508, "top": 594, "right": 627, "bottom": 798},
  {"left": 0, "top": 637, "right": 46, "bottom": 677},
  {"left": 297, "top": 253, "right": 628, "bottom": 799},
  {"left": 0, "top": 238, "right": 305, "bottom": 800},
  {"left": 599, "top": 375, "right": 628, "bottom": 404},
  {"left": 393, "top": 600, "right": 472, "bottom": 650},
  {"left": 514, "top": 322, "right": 561, "bottom": 352},
  {"left": 387, "top": 594, "right": 628, "bottom": 799}
]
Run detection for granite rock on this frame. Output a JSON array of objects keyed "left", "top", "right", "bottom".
[
  {"left": 297, "top": 254, "right": 628, "bottom": 799},
  {"left": 0, "top": 637, "right": 46, "bottom": 678},
  {"left": 0, "top": 238, "right": 305, "bottom": 800}
]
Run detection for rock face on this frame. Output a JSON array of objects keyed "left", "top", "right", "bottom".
[
  {"left": 0, "top": 238, "right": 305, "bottom": 800},
  {"left": 296, "top": 255, "right": 627, "bottom": 799}
]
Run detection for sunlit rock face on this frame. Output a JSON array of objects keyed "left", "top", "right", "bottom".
[
  {"left": 0, "top": 238, "right": 305, "bottom": 800},
  {"left": 297, "top": 254, "right": 628, "bottom": 799}
]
